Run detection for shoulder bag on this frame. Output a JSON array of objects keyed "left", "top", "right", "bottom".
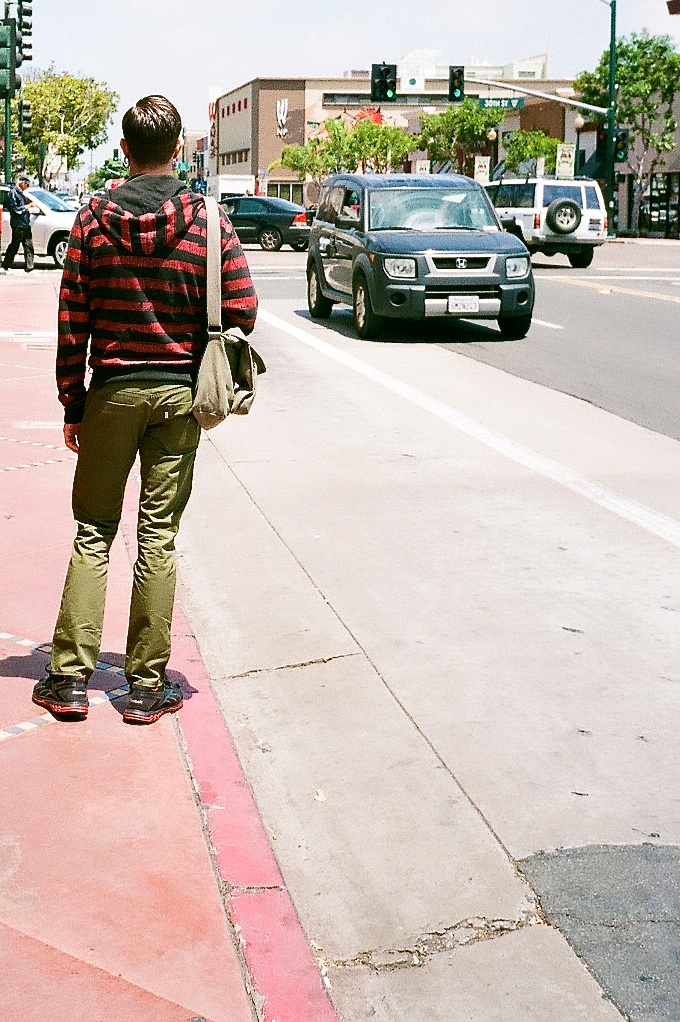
[{"left": 191, "top": 195, "right": 265, "bottom": 429}]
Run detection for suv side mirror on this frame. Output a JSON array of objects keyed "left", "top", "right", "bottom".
[
  {"left": 499, "top": 214, "right": 523, "bottom": 239},
  {"left": 336, "top": 214, "right": 360, "bottom": 230}
]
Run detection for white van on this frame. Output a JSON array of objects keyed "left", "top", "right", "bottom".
[{"left": 485, "top": 176, "right": 607, "bottom": 268}]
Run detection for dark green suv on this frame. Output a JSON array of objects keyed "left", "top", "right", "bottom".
[{"left": 307, "top": 174, "right": 535, "bottom": 339}]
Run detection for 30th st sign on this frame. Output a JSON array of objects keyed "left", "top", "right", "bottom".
[{"left": 478, "top": 97, "right": 525, "bottom": 111}]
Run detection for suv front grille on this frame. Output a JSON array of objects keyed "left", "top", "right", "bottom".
[{"left": 431, "top": 256, "right": 490, "bottom": 271}]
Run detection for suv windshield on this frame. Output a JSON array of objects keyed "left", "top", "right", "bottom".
[
  {"left": 29, "top": 188, "right": 73, "bottom": 212},
  {"left": 368, "top": 187, "right": 497, "bottom": 231}
]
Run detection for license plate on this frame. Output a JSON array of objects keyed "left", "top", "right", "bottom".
[{"left": 447, "top": 296, "right": 480, "bottom": 314}]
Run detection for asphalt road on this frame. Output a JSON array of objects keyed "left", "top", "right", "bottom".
[{"left": 245, "top": 240, "right": 680, "bottom": 441}]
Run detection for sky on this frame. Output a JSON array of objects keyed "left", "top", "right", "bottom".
[{"left": 27, "top": 0, "right": 680, "bottom": 167}]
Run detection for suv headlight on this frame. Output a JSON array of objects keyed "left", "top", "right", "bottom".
[
  {"left": 384, "top": 257, "right": 417, "bottom": 279},
  {"left": 506, "top": 256, "right": 529, "bottom": 278}
]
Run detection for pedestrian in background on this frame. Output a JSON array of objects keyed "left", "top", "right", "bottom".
[
  {"left": 32, "top": 95, "right": 257, "bottom": 724},
  {"left": 0, "top": 174, "right": 37, "bottom": 273}
]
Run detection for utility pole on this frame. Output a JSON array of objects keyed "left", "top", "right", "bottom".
[{"left": 605, "top": 0, "right": 618, "bottom": 236}]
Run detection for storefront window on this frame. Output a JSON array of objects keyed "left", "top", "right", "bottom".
[{"left": 637, "top": 173, "right": 680, "bottom": 238}]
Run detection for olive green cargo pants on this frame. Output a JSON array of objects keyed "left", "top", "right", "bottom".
[{"left": 51, "top": 381, "right": 201, "bottom": 687}]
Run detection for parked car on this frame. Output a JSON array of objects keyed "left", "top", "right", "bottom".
[
  {"left": 0, "top": 185, "right": 77, "bottom": 268},
  {"left": 221, "top": 195, "right": 310, "bottom": 251},
  {"left": 485, "top": 175, "right": 607, "bottom": 267},
  {"left": 307, "top": 173, "right": 534, "bottom": 339},
  {"left": 55, "top": 191, "right": 80, "bottom": 211}
]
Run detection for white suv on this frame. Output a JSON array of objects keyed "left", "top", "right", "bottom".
[
  {"left": 485, "top": 176, "right": 607, "bottom": 268},
  {"left": 0, "top": 185, "right": 77, "bottom": 269}
]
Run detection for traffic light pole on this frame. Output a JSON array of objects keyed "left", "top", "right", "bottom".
[
  {"left": 605, "top": 0, "right": 618, "bottom": 236},
  {"left": 3, "top": 92, "right": 11, "bottom": 183}
]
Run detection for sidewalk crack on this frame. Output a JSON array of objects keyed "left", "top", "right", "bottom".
[
  {"left": 317, "top": 910, "right": 544, "bottom": 973},
  {"left": 218, "top": 652, "right": 361, "bottom": 681}
]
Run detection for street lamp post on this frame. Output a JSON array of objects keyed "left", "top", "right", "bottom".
[
  {"left": 574, "top": 112, "right": 585, "bottom": 174},
  {"left": 487, "top": 127, "right": 498, "bottom": 173},
  {"left": 602, "top": 0, "right": 618, "bottom": 235}
]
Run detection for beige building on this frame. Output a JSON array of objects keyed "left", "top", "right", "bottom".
[{"left": 208, "top": 51, "right": 580, "bottom": 204}]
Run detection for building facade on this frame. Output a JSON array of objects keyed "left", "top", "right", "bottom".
[{"left": 208, "top": 52, "right": 579, "bottom": 204}]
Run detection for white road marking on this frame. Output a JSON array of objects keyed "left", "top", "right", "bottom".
[
  {"left": 594, "top": 267, "right": 680, "bottom": 272},
  {"left": 13, "top": 422, "right": 63, "bottom": 430},
  {"left": 546, "top": 275, "right": 680, "bottom": 283},
  {"left": 259, "top": 307, "right": 680, "bottom": 551},
  {"left": 252, "top": 274, "right": 306, "bottom": 281},
  {"left": 532, "top": 319, "right": 564, "bottom": 330}
]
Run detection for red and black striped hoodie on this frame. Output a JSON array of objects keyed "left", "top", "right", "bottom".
[{"left": 56, "top": 175, "right": 258, "bottom": 423}]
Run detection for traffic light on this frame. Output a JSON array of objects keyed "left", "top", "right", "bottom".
[
  {"left": 448, "top": 66, "right": 465, "bottom": 103},
  {"left": 596, "top": 126, "right": 607, "bottom": 156},
  {"left": 0, "top": 19, "right": 20, "bottom": 97},
  {"left": 371, "top": 63, "right": 397, "bottom": 103},
  {"left": 16, "top": 2, "right": 32, "bottom": 64},
  {"left": 18, "top": 98, "right": 31, "bottom": 135},
  {"left": 614, "top": 128, "right": 630, "bottom": 162}
]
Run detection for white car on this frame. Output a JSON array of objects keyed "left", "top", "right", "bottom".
[
  {"left": 485, "top": 176, "right": 607, "bottom": 268},
  {"left": 0, "top": 185, "right": 78, "bottom": 269}
]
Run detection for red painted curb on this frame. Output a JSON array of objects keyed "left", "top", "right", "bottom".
[
  {"left": 170, "top": 606, "right": 340, "bottom": 1022},
  {"left": 231, "top": 889, "right": 339, "bottom": 1022}
]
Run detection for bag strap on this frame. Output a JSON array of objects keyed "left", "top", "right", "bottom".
[{"left": 205, "top": 195, "right": 223, "bottom": 333}]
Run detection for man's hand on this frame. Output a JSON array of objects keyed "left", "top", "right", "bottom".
[{"left": 63, "top": 423, "right": 81, "bottom": 453}]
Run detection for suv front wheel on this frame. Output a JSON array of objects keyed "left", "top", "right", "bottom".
[
  {"left": 498, "top": 314, "right": 532, "bottom": 339},
  {"left": 353, "top": 272, "right": 383, "bottom": 340}
]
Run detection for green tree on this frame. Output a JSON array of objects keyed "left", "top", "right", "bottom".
[
  {"left": 272, "top": 117, "right": 416, "bottom": 182},
  {"left": 418, "top": 98, "right": 503, "bottom": 174},
  {"left": 16, "top": 67, "right": 119, "bottom": 182},
  {"left": 348, "top": 120, "right": 415, "bottom": 173},
  {"left": 503, "top": 130, "right": 560, "bottom": 174},
  {"left": 272, "top": 136, "right": 334, "bottom": 185},
  {"left": 574, "top": 31, "right": 680, "bottom": 231},
  {"left": 86, "top": 157, "right": 128, "bottom": 192}
]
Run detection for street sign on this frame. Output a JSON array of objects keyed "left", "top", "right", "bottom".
[{"left": 478, "top": 97, "right": 525, "bottom": 111}]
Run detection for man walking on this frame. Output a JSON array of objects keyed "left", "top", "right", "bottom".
[
  {"left": 32, "top": 95, "right": 258, "bottom": 724},
  {"left": 1, "top": 174, "right": 37, "bottom": 272}
]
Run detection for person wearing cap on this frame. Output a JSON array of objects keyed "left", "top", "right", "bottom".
[{"left": 1, "top": 174, "right": 38, "bottom": 273}]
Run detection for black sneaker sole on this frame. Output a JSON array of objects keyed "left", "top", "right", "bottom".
[
  {"left": 122, "top": 700, "right": 182, "bottom": 725},
  {"left": 32, "top": 692, "right": 89, "bottom": 720}
]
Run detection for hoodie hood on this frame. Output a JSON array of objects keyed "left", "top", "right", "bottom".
[{"left": 89, "top": 175, "right": 205, "bottom": 256}]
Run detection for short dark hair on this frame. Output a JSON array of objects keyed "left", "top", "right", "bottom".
[{"left": 122, "top": 95, "right": 182, "bottom": 167}]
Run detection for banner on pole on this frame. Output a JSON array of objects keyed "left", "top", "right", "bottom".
[{"left": 556, "top": 142, "right": 576, "bottom": 180}]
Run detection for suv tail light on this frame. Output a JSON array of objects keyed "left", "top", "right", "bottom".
[
  {"left": 604, "top": 216, "right": 608, "bottom": 232},
  {"left": 534, "top": 212, "right": 541, "bottom": 230},
  {"left": 292, "top": 212, "right": 307, "bottom": 225}
]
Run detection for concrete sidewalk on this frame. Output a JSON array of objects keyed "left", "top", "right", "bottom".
[{"left": 0, "top": 270, "right": 337, "bottom": 1022}]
